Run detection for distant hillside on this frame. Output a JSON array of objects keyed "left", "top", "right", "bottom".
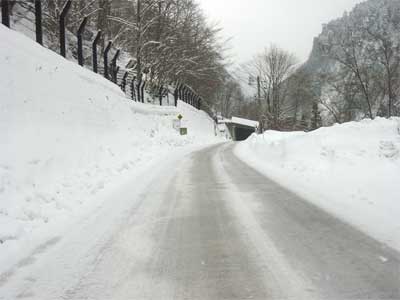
[{"left": 299, "top": 0, "right": 400, "bottom": 125}]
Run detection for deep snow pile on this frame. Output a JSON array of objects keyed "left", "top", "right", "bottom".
[
  {"left": 0, "top": 25, "right": 220, "bottom": 270},
  {"left": 236, "top": 118, "right": 400, "bottom": 250}
]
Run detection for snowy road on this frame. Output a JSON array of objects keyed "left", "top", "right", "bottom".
[{"left": 1, "top": 143, "right": 399, "bottom": 299}]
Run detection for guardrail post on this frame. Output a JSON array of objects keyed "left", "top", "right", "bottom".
[
  {"left": 1, "top": 0, "right": 10, "bottom": 27},
  {"left": 92, "top": 31, "right": 101, "bottom": 73},
  {"left": 103, "top": 41, "right": 112, "bottom": 79},
  {"left": 111, "top": 49, "right": 120, "bottom": 83},
  {"left": 59, "top": 0, "right": 72, "bottom": 58},
  {"left": 77, "top": 16, "right": 88, "bottom": 66},
  {"left": 121, "top": 71, "right": 129, "bottom": 92},
  {"left": 34, "top": 0, "right": 43, "bottom": 44}
]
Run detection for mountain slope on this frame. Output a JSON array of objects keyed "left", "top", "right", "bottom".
[{"left": 301, "top": 0, "right": 400, "bottom": 124}]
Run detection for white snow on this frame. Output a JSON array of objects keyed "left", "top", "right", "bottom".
[
  {"left": 0, "top": 24, "right": 221, "bottom": 273},
  {"left": 222, "top": 116, "right": 259, "bottom": 128},
  {"left": 231, "top": 117, "right": 259, "bottom": 128},
  {"left": 235, "top": 118, "right": 400, "bottom": 251}
]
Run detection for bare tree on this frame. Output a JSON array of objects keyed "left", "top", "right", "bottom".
[
  {"left": 246, "top": 45, "right": 298, "bottom": 130},
  {"left": 363, "top": 1, "right": 400, "bottom": 117}
]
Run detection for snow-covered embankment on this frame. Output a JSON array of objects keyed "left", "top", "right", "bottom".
[
  {"left": 235, "top": 118, "right": 400, "bottom": 250},
  {"left": 0, "top": 24, "right": 220, "bottom": 270}
]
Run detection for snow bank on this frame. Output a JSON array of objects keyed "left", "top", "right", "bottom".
[
  {"left": 235, "top": 118, "right": 400, "bottom": 251},
  {"left": 0, "top": 25, "right": 220, "bottom": 270}
]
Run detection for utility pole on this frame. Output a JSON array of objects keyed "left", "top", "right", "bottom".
[
  {"left": 257, "top": 75, "right": 261, "bottom": 106},
  {"left": 257, "top": 76, "right": 263, "bottom": 133}
]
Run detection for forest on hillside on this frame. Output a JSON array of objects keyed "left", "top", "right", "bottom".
[
  {"left": 4, "top": 0, "right": 400, "bottom": 131},
  {"left": 231, "top": 0, "right": 400, "bottom": 131}
]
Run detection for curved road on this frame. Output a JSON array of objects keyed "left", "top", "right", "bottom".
[{"left": 1, "top": 143, "right": 399, "bottom": 299}]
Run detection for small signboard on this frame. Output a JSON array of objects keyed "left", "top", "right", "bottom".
[{"left": 180, "top": 128, "right": 188, "bottom": 135}]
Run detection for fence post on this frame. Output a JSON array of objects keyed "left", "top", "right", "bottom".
[
  {"left": 103, "top": 41, "right": 112, "bottom": 79},
  {"left": 111, "top": 49, "right": 120, "bottom": 83},
  {"left": 77, "top": 16, "right": 88, "bottom": 66},
  {"left": 136, "top": 77, "right": 142, "bottom": 103},
  {"left": 59, "top": 0, "right": 72, "bottom": 58},
  {"left": 121, "top": 71, "right": 129, "bottom": 92},
  {"left": 182, "top": 87, "right": 185, "bottom": 103},
  {"left": 141, "top": 80, "right": 145, "bottom": 103},
  {"left": 159, "top": 86, "right": 163, "bottom": 106},
  {"left": 180, "top": 85, "right": 184, "bottom": 101},
  {"left": 115, "top": 66, "right": 120, "bottom": 84},
  {"left": 184, "top": 88, "right": 189, "bottom": 103},
  {"left": 131, "top": 76, "right": 136, "bottom": 101},
  {"left": 177, "top": 84, "right": 182, "bottom": 101},
  {"left": 92, "top": 31, "right": 101, "bottom": 73},
  {"left": 198, "top": 98, "right": 202, "bottom": 110},
  {"left": 1, "top": 0, "right": 10, "bottom": 27},
  {"left": 174, "top": 86, "right": 179, "bottom": 106},
  {"left": 34, "top": 0, "right": 42, "bottom": 44}
]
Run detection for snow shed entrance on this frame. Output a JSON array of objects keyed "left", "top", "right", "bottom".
[{"left": 223, "top": 117, "right": 259, "bottom": 141}]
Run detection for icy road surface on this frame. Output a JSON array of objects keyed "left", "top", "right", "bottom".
[{"left": 0, "top": 144, "right": 399, "bottom": 299}]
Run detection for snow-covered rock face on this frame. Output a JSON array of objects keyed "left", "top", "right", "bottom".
[
  {"left": 236, "top": 117, "right": 400, "bottom": 251},
  {"left": 302, "top": 0, "right": 400, "bottom": 124},
  {"left": 0, "top": 25, "right": 221, "bottom": 268}
]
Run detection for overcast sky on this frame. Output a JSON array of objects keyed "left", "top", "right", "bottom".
[{"left": 198, "top": 0, "right": 363, "bottom": 64}]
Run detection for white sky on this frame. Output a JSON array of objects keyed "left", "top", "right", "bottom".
[{"left": 198, "top": 0, "right": 363, "bottom": 64}]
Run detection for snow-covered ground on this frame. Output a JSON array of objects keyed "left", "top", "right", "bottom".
[
  {"left": 235, "top": 118, "right": 400, "bottom": 251},
  {"left": 0, "top": 24, "right": 221, "bottom": 273}
]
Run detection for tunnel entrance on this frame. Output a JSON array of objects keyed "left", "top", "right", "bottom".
[
  {"left": 234, "top": 126, "right": 255, "bottom": 141},
  {"left": 221, "top": 117, "right": 259, "bottom": 141}
]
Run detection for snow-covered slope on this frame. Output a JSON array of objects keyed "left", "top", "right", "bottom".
[
  {"left": 235, "top": 118, "right": 400, "bottom": 251},
  {"left": 0, "top": 24, "right": 220, "bottom": 270}
]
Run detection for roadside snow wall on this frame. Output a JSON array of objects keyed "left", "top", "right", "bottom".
[
  {"left": 236, "top": 118, "right": 400, "bottom": 251},
  {"left": 0, "top": 25, "right": 219, "bottom": 256}
]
